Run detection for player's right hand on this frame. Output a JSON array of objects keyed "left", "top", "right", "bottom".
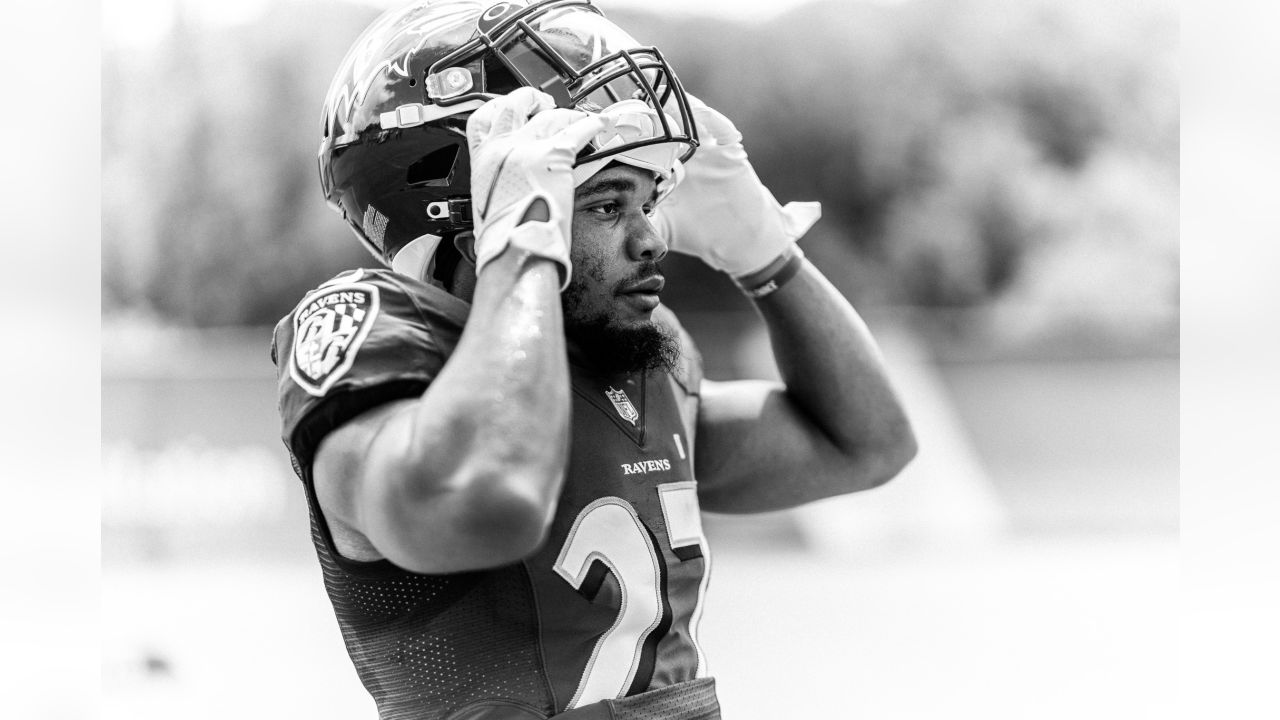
[{"left": 467, "top": 87, "right": 614, "bottom": 290}]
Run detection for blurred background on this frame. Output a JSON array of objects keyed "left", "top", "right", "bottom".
[{"left": 101, "top": 0, "right": 1178, "bottom": 717}]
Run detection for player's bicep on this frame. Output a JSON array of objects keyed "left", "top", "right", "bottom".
[{"left": 694, "top": 379, "right": 846, "bottom": 513}]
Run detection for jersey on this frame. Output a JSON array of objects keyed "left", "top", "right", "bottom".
[{"left": 270, "top": 268, "right": 720, "bottom": 720}]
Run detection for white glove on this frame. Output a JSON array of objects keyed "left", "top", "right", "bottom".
[
  {"left": 652, "top": 95, "right": 821, "bottom": 277},
  {"left": 467, "top": 87, "right": 613, "bottom": 289}
]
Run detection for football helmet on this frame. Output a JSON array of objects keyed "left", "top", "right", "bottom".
[{"left": 318, "top": 0, "right": 699, "bottom": 265}]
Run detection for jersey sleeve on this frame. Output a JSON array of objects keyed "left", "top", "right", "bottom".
[{"left": 270, "top": 268, "right": 464, "bottom": 470}]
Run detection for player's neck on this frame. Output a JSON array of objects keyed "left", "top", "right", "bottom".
[{"left": 447, "top": 261, "right": 477, "bottom": 303}]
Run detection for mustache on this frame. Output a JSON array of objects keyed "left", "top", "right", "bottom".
[{"left": 613, "top": 261, "right": 664, "bottom": 293}]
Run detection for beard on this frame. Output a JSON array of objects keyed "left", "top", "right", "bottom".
[
  {"left": 562, "top": 262, "right": 681, "bottom": 376},
  {"left": 564, "top": 316, "right": 681, "bottom": 376}
]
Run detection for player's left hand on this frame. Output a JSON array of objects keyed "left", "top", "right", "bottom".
[{"left": 652, "top": 94, "right": 821, "bottom": 278}]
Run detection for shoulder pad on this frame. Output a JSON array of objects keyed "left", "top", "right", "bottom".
[{"left": 271, "top": 268, "right": 469, "bottom": 467}]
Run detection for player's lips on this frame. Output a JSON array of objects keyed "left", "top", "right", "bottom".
[
  {"left": 620, "top": 276, "right": 665, "bottom": 295},
  {"left": 619, "top": 275, "right": 664, "bottom": 310}
]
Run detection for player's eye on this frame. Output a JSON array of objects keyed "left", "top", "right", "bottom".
[{"left": 589, "top": 201, "right": 621, "bottom": 217}]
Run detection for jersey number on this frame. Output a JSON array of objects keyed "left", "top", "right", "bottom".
[{"left": 552, "top": 481, "right": 709, "bottom": 709}]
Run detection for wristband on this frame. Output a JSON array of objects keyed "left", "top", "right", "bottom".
[{"left": 735, "top": 244, "right": 805, "bottom": 300}]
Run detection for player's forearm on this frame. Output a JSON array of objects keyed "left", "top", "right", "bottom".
[
  {"left": 754, "top": 260, "right": 917, "bottom": 488},
  {"left": 430, "top": 251, "right": 570, "bottom": 479},
  {"left": 391, "top": 253, "right": 571, "bottom": 555}
]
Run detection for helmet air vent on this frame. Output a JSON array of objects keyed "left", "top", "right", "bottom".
[{"left": 407, "top": 144, "right": 461, "bottom": 187}]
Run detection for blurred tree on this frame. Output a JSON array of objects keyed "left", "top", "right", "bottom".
[
  {"left": 616, "top": 0, "right": 1178, "bottom": 319},
  {"left": 103, "top": 0, "right": 1177, "bottom": 335},
  {"left": 104, "top": 1, "right": 380, "bottom": 327}
]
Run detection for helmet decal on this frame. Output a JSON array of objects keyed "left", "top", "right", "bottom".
[
  {"left": 325, "top": 1, "right": 484, "bottom": 141},
  {"left": 478, "top": 2, "right": 524, "bottom": 30},
  {"left": 362, "top": 204, "right": 391, "bottom": 253}
]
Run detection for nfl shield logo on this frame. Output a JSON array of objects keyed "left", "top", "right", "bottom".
[
  {"left": 605, "top": 386, "right": 639, "bottom": 426},
  {"left": 289, "top": 282, "right": 380, "bottom": 396}
]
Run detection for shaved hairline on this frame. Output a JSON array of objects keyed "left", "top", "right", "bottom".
[{"left": 575, "top": 168, "right": 660, "bottom": 204}]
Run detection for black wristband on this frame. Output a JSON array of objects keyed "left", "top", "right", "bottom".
[{"left": 737, "top": 245, "right": 805, "bottom": 299}]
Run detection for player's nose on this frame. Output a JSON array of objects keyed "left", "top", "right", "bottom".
[{"left": 627, "top": 212, "right": 668, "bottom": 262}]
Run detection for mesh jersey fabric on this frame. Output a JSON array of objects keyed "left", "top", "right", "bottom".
[
  {"left": 553, "top": 678, "right": 720, "bottom": 720},
  {"left": 271, "top": 268, "right": 719, "bottom": 719}
]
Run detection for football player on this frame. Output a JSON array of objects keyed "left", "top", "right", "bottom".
[{"left": 271, "top": 1, "right": 916, "bottom": 718}]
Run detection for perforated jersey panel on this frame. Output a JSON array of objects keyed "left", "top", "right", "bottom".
[{"left": 306, "top": 501, "right": 554, "bottom": 720}]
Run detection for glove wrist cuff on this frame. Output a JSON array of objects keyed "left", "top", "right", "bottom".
[{"left": 475, "top": 220, "right": 572, "bottom": 290}]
